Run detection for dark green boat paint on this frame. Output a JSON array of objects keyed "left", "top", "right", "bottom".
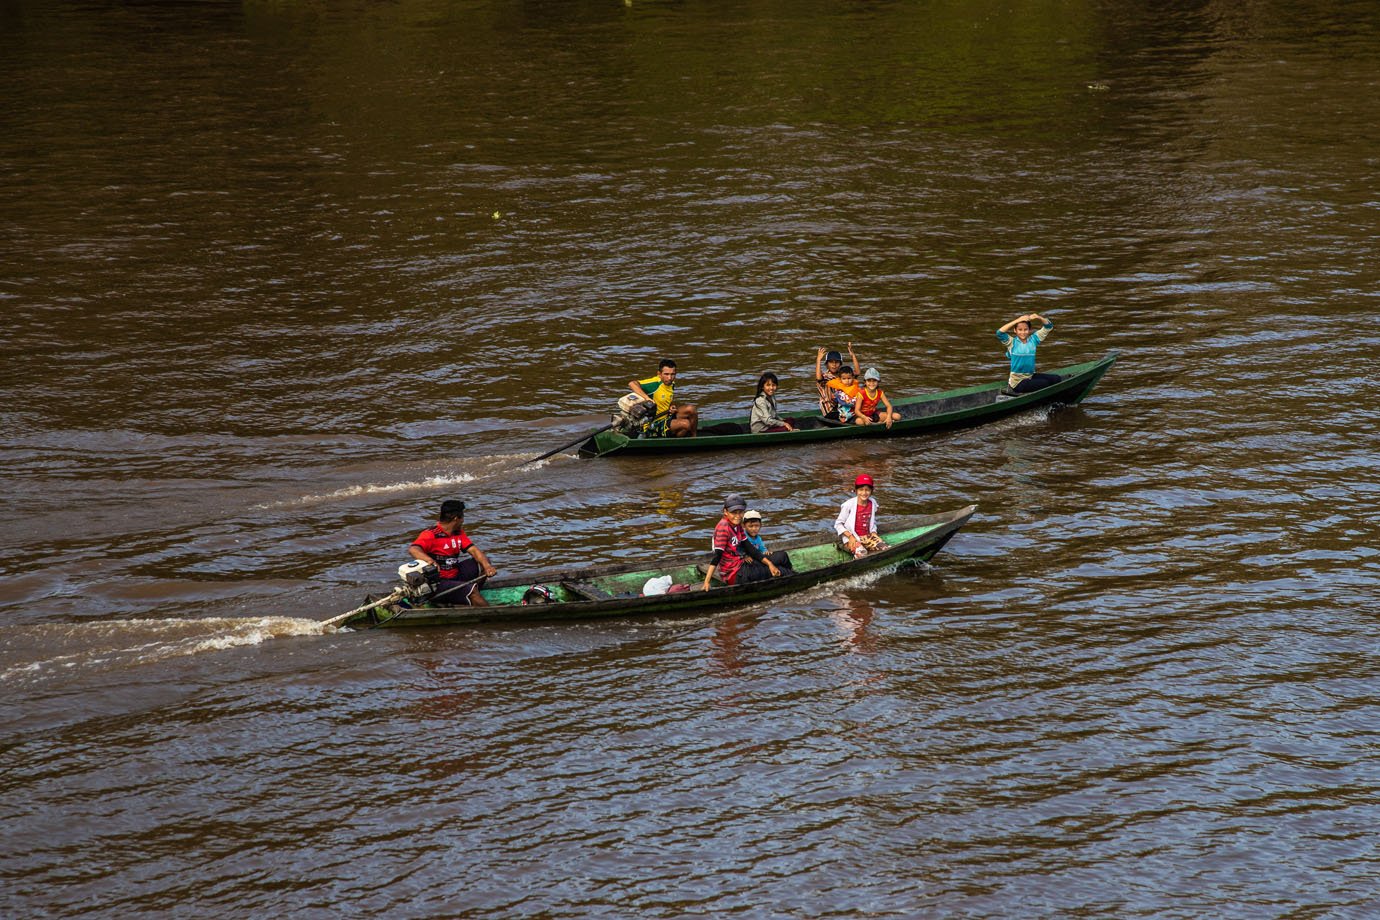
[
  {"left": 345, "top": 504, "right": 976, "bottom": 629},
  {"left": 578, "top": 352, "right": 1117, "bottom": 457}
]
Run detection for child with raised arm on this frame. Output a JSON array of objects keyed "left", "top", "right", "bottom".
[
  {"left": 996, "top": 313, "right": 1059, "bottom": 393},
  {"left": 825, "top": 365, "right": 863, "bottom": 423},
  {"left": 815, "top": 342, "right": 861, "bottom": 417}
]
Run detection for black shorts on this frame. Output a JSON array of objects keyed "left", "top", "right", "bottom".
[{"left": 436, "top": 556, "right": 483, "bottom": 605}]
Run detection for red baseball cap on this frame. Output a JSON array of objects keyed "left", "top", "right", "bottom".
[{"left": 854, "top": 474, "right": 874, "bottom": 488}]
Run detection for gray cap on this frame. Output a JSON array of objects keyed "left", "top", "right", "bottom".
[
  {"left": 863, "top": 367, "right": 881, "bottom": 381},
  {"left": 723, "top": 494, "right": 747, "bottom": 512}
]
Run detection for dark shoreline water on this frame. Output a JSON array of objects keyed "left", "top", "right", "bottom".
[{"left": 3, "top": 1, "right": 1380, "bottom": 916}]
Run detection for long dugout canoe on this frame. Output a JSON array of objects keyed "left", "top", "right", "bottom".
[
  {"left": 578, "top": 352, "right": 1117, "bottom": 457},
  {"left": 342, "top": 504, "right": 975, "bottom": 629}
]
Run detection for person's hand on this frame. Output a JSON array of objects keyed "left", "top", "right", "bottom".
[
  {"left": 767, "top": 562, "right": 780, "bottom": 577},
  {"left": 817, "top": 346, "right": 826, "bottom": 358},
  {"left": 701, "top": 580, "right": 712, "bottom": 592},
  {"left": 885, "top": 416, "right": 894, "bottom": 429},
  {"left": 482, "top": 565, "right": 498, "bottom": 578}
]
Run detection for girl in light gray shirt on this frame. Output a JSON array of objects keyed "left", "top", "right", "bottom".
[{"left": 749, "top": 372, "right": 795, "bottom": 433}]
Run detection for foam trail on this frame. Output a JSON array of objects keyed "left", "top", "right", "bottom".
[
  {"left": 0, "top": 616, "right": 328, "bottom": 685},
  {"left": 256, "top": 451, "right": 566, "bottom": 510},
  {"left": 256, "top": 471, "right": 480, "bottom": 509}
]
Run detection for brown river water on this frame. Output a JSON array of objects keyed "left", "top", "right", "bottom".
[{"left": 3, "top": 1, "right": 1379, "bottom": 916}]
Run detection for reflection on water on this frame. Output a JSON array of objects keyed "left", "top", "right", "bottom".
[
  {"left": 829, "top": 596, "right": 879, "bottom": 655},
  {"left": 3, "top": 0, "right": 1380, "bottom": 915}
]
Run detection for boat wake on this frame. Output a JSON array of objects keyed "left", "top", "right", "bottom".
[
  {"left": 0, "top": 616, "right": 324, "bottom": 687},
  {"left": 259, "top": 471, "right": 480, "bottom": 508},
  {"left": 255, "top": 452, "right": 560, "bottom": 509}
]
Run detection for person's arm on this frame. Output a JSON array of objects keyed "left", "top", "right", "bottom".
[
  {"left": 761, "top": 540, "right": 781, "bottom": 577},
  {"left": 467, "top": 543, "right": 498, "bottom": 578},
  {"left": 869, "top": 500, "right": 880, "bottom": 535},
  {"left": 703, "top": 544, "right": 723, "bottom": 591},
  {"left": 757, "top": 545, "right": 780, "bottom": 577},
  {"left": 998, "top": 314, "right": 1030, "bottom": 334},
  {"left": 815, "top": 347, "right": 826, "bottom": 381},
  {"left": 835, "top": 500, "right": 861, "bottom": 552},
  {"left": 766, "top": 396, "right": 788, "bottom": 429},
  {"left": 629, "top": 378, "right": 653, "bottom": 400},
  {"left": 1031, "top": 314, "right": 1053, "bottom": 341},
  {"left": 408, "top": 530, "right": 437, "bottom": 566},
  {"left": 834, "top": 500, "right": 853, "bottom": 537},
  {"left": 847, "top": 342, "right": 861, "bottom": 373},
  {"left": 779, "top": 398, "right": 795, "bottom": 431},
  {"left": 881, "top": 390, "right": 895, "bottom": 427},
  {"left": 704, "top": 526, "right": 728, "bottom": 590}
]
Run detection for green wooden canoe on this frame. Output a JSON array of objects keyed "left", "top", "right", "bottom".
[
  {"left": 578, "top": 352, "right": 1117, "bottom": 457},
  {"left": 342, "top": 504, "right": 976, "bottom": 629}
]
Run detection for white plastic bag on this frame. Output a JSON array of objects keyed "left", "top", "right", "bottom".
[{"left": 643, "top": 575, "right": 674, "bottom": 596}]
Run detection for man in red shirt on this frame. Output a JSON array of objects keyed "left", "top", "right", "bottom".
[{"left": 409, "top": 500, "right": 498, "bottom": 606}]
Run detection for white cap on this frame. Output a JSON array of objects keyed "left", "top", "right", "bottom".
[{"left": 743, "top": 510, "right": 762, "bottom": 521}]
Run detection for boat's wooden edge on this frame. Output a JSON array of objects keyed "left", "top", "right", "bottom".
[{"left": 475, "top": 502, "right": 977, "bottom": 590}]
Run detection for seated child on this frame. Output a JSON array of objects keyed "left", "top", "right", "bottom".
[
  {"left": 855, "top": 367, "right": 899, "bottom": 427},
  {"left": 738, "top": 510, "right": 795, "bottom": 584},
  {"left": 834, "top": 474, "right": 888, "bottom": 558},
  {"left": 750, "top": 372, "right": 796, "bottom": 433},
  {"left": 825, "top": 366, "right": 862, "bottom": 423},
  {"left": 815, "top": 343, "right": 861, "bottom": 417}
]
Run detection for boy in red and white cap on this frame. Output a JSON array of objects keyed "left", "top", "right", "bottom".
[{"left": 834, "top": 474, "right": 887, "bottom": 558}]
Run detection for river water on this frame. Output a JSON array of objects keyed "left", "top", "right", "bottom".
[{"left": 2, "top": 0, "right": 1379, "bottom": 916}]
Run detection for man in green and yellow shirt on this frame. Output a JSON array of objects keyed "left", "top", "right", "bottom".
[{"left": 629, "top": 359, "right": 698, "bottom": 437}]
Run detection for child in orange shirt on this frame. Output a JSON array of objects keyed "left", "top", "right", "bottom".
[
  {"left": 855, "top": 367, "right": 898, "bottom": 427},
  {"left": 825, "top": 366, "right": 863, "bottom": 423}
]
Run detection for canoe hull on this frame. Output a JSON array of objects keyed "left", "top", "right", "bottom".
[
  {"left": 344, "top": 504, "right": 976, "bottom": 629},
  {"left": 579, "top": 352, "right": 1117, "bottom": 457}
]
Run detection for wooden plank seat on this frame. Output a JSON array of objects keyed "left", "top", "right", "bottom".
[{"left": 561, "top": 580, "right": 614, "bottom": 602}]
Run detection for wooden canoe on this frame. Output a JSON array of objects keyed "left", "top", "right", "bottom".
[
  {"left": 341, "top": 504, "right": 976, "bottom": 629},
  {"left": 578, "top": 352, "right": 1117, "bottom": 457}
]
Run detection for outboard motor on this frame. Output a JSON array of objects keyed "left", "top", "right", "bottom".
[
  {"left": 397, "top": 560, "right": 439, "bottom": 600},
  {"left": 611, "top": 393, "right": 656, "bottom": 437}
]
